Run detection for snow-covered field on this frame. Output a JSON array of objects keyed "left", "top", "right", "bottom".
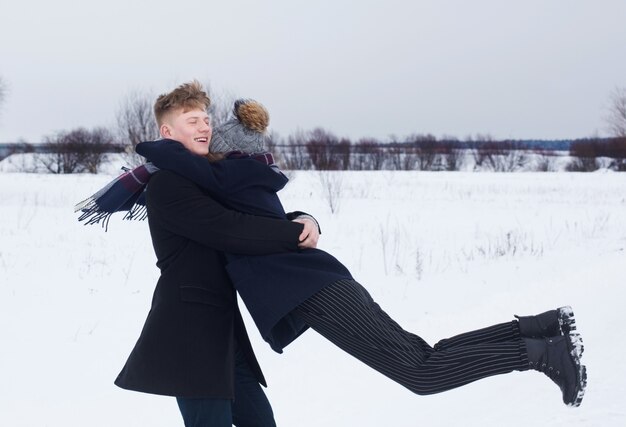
[{"left": 1, "top": 170, "right": 624, "bottom": 426}]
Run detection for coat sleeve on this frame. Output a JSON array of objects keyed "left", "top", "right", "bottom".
[
  {"left": 285, "top": 211, "right": 322, "bottom": 234},
  {"left": 147, "top": 170, "right": 303, "bottom": 255},
  {"left": 136, "top": 139, "right": 276, "bottom": 196}
]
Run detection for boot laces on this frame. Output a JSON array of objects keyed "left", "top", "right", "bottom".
[{"left": 530, "top": 361, "right": 560, "bottom": 380}]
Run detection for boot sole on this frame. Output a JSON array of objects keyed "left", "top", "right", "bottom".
[
  {"left": 568, "top": 364, "right": 587, "bottom": 407},
  {"left": 557, "top": 306, "right": 584, "bottom": 359},
  {"left": 558, "top": 307, "right": 587, "bottom": 407}
]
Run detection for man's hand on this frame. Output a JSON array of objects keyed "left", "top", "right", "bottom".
[{"left": 293, "top": 218, "right": 319, "bottom": 249}]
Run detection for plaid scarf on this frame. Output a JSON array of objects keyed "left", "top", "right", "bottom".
[
  {"left": 75, "top": 151, "right": 275, "bottom": 230},
  {"left": 74, "top": 163, "right": 159, "bottom": 230}
]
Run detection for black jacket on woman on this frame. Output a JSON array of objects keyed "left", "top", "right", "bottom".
[
  {"left": 114, "top": 169, "right": 305, "bottom": 398},
  {"left": 136, "top": 140, "right": 353, "bottom": 353}
]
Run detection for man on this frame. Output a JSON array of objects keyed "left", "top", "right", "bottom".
[{"left": 114, "top": 81, "right": 319, "bottom": 426}]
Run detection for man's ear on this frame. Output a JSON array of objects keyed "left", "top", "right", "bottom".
[{"left": 160, "top": 124, "right": 171, "bottom": 138}]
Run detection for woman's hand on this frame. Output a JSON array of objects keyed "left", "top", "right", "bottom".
[{"left": 293, "top": 218, "right": 319, "bottom": 249}]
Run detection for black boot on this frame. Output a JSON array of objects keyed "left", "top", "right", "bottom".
[
  {"left": 516, "top": 306, "right": 584, "bottom": 356},
  {"left": 524, "top": 336, "right": 587, "bottom": 407}
]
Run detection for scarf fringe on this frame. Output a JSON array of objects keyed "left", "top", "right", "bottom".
[
  {"left": 77, "top": 198, "right": 147, "bottom": 231},
  {"left": 123, "top": 203, "right": 148, "bottom": 221},
  {"left": 76, "top": 200, "right": 114, "bottom": 231}
]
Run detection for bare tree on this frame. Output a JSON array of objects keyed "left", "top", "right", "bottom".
[
  {"left": 496, "top": 141, "right": 529, "bottom": 172},
  {"left": 38, "top": 127, "right": 116, "bottom": 174},
  {"left": 566, "top": 138, "right": 600, "bottom": 172},
  {"left": 469, "top": 134, "right": 494, "bottom": 170},
  {"left": 565, "top": 136, "right": 626, "bottom": 172},
  {"left": 281, "top": 130, "right": 312, "bottom": 170},
  {"left": 116, "top": 90, "right": 159, "bottom": 167},
  {"left": 354, "top": 138, "right": 384, "bottom": 170},
  {"left": 444, "top": 148, "right": 464, "bottom": 171},
  {"left": 306, "top": 127, "right": 345, "bottom": 170},
  {"left": 438, "top": 136, "right": 464, "bottom": 171},
  {"left": 605, "top": 137, "right": 626, "bottom": 171},
  {"left": 204, "top": 81, "right": 236, "bottom": 128},
  {"left": 533, "top": 149, "right": 556, "bottom": 172},
  {"left": 266, "top": 130, "right": 287, "bottom": 168},
  {"left": 387, "top": 142, "right": 405, "bottom": 170},
  {"left": 607, "top": 86, "right": 626, "bottom": 137},
  {"left": 470, "top": 136, "right": 528, "bottom": 172},
  {"left": 337, "top": 138, "right": 352, "bottom": 170},
  {"left": 82, "top": 128, "right": 117, "bottom": 173},
  {"left": 386, "top": 142, "right": 417, "bottom": 170},
  {"left": 410, "top": 133, "right": 441, "bottom": 171}
]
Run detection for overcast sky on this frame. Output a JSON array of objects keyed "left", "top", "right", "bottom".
[{"left": 1, "top": 0, "right": 625, "bottom": 143}]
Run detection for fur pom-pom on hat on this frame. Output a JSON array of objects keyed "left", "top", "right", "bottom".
[
  {"left": 209, "top": 99, "right": 271, "bottom": 154},
  {"left": 234, "top": 99, "right": 269, "bottom": 132}
]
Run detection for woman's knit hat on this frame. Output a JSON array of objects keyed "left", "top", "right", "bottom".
[{"left": 209, "top": 99, "right": 270, "bottom": 154}]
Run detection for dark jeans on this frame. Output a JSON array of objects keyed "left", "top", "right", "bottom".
[{"left": 176, "top": 348, "right": 276, "bottom": 427}]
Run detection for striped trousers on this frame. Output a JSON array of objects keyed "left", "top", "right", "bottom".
[{"left": 293, "top": 279, "right": 529, "bottom": 395}]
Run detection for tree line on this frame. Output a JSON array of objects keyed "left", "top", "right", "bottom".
[
  {"left": 5, "top": 130, "right": 626, "bottom": 173},
  {"left": 1, "top": 82, "right": 626, "bottom": 173},
  {"left": 270, "top": 131, "right": 626, "bottom": 172}
]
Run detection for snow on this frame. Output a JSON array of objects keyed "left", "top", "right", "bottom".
[{"left": 1, "top": 170, "right": 624, "bottom": 426}]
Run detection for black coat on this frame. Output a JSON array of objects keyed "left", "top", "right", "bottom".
[
  {"left": 136, "top": 140, "right": 353, "bottom": 353},
  {"left": 114, "top": 170, "right": 304, "bottom": 398}
]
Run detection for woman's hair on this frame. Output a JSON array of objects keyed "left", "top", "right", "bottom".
[
  {"left": 154, "top": 80, "right": 210, "bottom": 126},
  {"left": 205, "top": 152, "right": 225, "bottom": 163}
]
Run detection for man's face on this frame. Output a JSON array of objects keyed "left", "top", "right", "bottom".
[{"left": 161, "top": 108, "right": 212, "bottom": 156}]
